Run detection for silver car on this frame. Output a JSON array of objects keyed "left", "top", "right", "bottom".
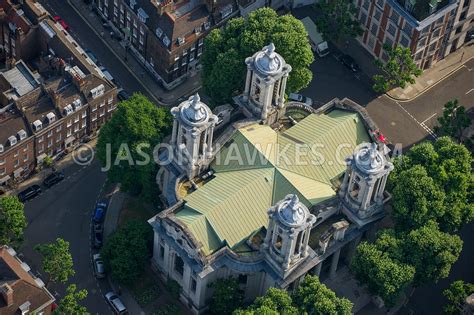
[
  {"left": 105, "top": 292, "right": 128, "bottom": 314},
  {"left": 93, "top": 253, "right": 105, "bottom": 279},
  {"left": 288, "top": 93, "right": 313, "bottom": 106}
]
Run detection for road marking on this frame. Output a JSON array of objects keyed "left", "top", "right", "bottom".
[
  {"left": 466, "top": 88, "right": 474, "bottom": 95},
  {"left": 395, "top": 102, "right": 437, "bottom": 139},
  {"left": 421, "top": 112, "right": 437, "bottom": 125}
]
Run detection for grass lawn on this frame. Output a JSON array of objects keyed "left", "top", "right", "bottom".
[{"left": 118, "top": 195, "right": 156, "bottom": 227}]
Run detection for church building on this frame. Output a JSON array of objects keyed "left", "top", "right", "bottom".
[{"left": 150, "top": 44, "right": 393, "bottom": 314}]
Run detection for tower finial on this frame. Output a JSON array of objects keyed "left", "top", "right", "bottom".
[
  {"left": 266, "top": 43, "right": 276, "bottom": 58},
  {"left": 288, "top": 194, "right": 299, "bottom": 209},
  {"left": 369, "top": 142, "right": 378, "bottom": 168},
  {"left": 191, "top": 93, "right": 201, "bottom": 109}
]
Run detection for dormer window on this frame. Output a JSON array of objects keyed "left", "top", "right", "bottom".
[
  {"left": 8, "top": 135, "right": 17, "bottom": 146},
  {"left": 91, "top": 84, "right": 105, "bottom": 99},
  {"left": 73, "top": 98, "right": 82, "bottom": 110},
  {"left": 177, "top": 37, "right": 185, "bottom": 46},
  {"left": 220, "top": 4, "right": 233, "bottom": 19},
  {"left": 162, "top": 35, "right": 170, "bottom": 47},
  {"left": 64, "top": 104, "right": 74, "bottom": 116},
  {"left": 17, "top": 130, "right": 27, "bottom": 141},
  {"left": 130, "top": 0, "right": 136, "bottom": 9},
  {"left": 46, "top": 112, "right": 56, "bottom": 123},
  {"left": 0, "top": 145, "right": 4, "bottom": 153},
  {"left": 138, "top": 8, "right": 148, "bottom": 23},
  {"left": 33, "top": 120, "right": 43, "bottom": 131},
  {"left": 204, "top": 22, "right": 210, "bottom": 30},
  {"left": 156, "top": 27, "right": 163, "bottom": 38},
  {"left": 195, "top": 26, "right": 202, "bottom": 34}
]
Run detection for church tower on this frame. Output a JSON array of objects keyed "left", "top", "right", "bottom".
[
  {"left": 262, "top": 194, "right": 316, "bottom": 278},
  {"left": 241, "top": 43, "right": 292, "bottom": 125},
  {"left": 170, "top": 93, "right": 218, "bottom": 179},
  {"left": 339, "top": 142, "right": 394, "bottom": 225}
]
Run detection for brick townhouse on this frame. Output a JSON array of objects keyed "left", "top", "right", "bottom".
[
  {"left": 0, "top": 0, "right": 118, "bottom": 186},
  {"left": 0, "top": 246, "right": 55, "bottom": 315},
  {"left": 96, "top": 0, "right": 239, "bottom": 90},
  {"left": 355, "top": 0, "right": 473, "bottom": 69}
]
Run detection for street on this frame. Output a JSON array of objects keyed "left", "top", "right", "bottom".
[{"left": 19, "top": 160, "right": 112, "bottom": 314}]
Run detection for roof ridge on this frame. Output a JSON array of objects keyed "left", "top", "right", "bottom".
[{"left": 276, "top": 167, "right": 333, "bottom": 187}]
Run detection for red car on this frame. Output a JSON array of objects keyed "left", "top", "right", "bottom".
[{"left": 53, "top": 15, "right": 69, "bottom": 30}]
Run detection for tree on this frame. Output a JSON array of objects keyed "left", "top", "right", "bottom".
[
  {"left": 352, "top": 241, "right": 415, "bottom": 307},
  {"left": 434, "top": 99, "right": 472, "bottom": 144},
  {"left": 202, "top": 8, "right": 314, "bottom": 105},
  {"left": 100, "top": 220, "right": 153, "bottom": 285},
  {"left": 389, "top": 137, "right": 473, "bottom": 233},
  {"left": 0, "top": 196, "right": 27, "bottom": 246},
  {"left": 208, "top": 277, "right": 244, "bottom": 315},
  {"left": 372, "top": 45, "right": 422, "bottom": 93},
  {"left": 235, "top": 276, "right": 352, "bottom": 315},
  {"left": 315, "top": 0, "right": 363, "bottom": 42},
  {"left": 54, "top": 284, "right": 89, "bottom": 315},
  {"left": 97, "top": 93, "right": 172, "bottom": 202},
  {"left": 443, "top": 280, "right": 474, "bottom": 315},
  {"left": 293, "top": 275, "right": 353, "bottom": 315},
  {"left": 401, "top": 221, "right": 463, "bottom": 285},
  {"left": 35, "top": 238, "right": 75, "bottom": 286}
]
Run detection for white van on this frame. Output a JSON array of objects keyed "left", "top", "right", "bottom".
[{"left": 300, "top": 17, "right": 330, "bottom": 57}]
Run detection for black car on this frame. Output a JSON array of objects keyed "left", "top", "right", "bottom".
[
  {"left": 18, "top": 185, "right": 41, "bottom": 202},
  {"left": 117, "top": 90, "right": 131, "bottom": 101},
  {"left": 340, "top": 54, "right": 360, "bottom": 72},
  {"left": 43, "top": 172, "right": 65, "bottom": 188},
  {"left": 93, "top": 223, "right": 103, "bottom": 248}
]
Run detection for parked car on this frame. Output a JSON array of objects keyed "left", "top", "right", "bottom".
[
  {"left": 18, "top": 185, "right": 41, "bottom": 202},
  {"left": 93, "top": 253, "right": 105, "bottom": 278},
  {"left": 92, "top": 201, "right": 108, "bottom": 223},
  {"left": 43, "top": 171, "right": 65, "bottom": 188},
  {"left": 53, "top": 16, "right": 69, "bottom": 30},
  {"left": 93, "top": 223, "right": 103, "bottom": 248},
  {"left": 99, "top": 66, "right": 115, "bottom": 83},
  {"left": 105, "top": 292, "right": 128, "bottom": 314},
  {"left": 288, "top": 93, "right": 313, "bottom": 106},
  {"left": 340, "top": 54, "right": 360, "bottom": 72},
  {"left": 54, "top": 151, "right": 67, "bottom": 162},
  {"left": 85, "top": 50, "right": 98, "bottom": 64},
  {"left": 117, "top": 89, "right": 131, "bottom": 101}
]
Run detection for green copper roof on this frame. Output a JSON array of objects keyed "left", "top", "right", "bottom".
[{"left": 174, "top": 110, "right": 370, "bottom": 255}]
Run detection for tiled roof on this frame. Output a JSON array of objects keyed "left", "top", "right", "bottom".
[{"left": 175, "top": 110, "right": 370, "bottom": 255}]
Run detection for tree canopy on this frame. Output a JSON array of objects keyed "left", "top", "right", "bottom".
[
  {"left": 97, "top": 93, "right": 172, "bottom": 202},
  {"left": 35, "top": 238, "right": 75, "bottom": 286},
  {"left": 315, "top": 0, "right": 363, "bottom": 42},
  {"left": 434, "top": 99, "right": 473, "bottom": 152},
  {"left": 389, "top": 137, "right": 473, "bottom": 233},
  {"left": 372, "top": 45, "right": 422, "bottom": 93},
  {"left": 0, "top": 196, "right": 27, "bottom": 247},
  {"left": 209, "top": 277, "right": 244, "bottom": 315},
  {"left": 235, "top": 276, "right": 352, "bottom": 315},
  {"left": 100, "top": 220, "right": 153, "bottom": 285},
  {"left": 202, "top": 8, "right": 314, "bottom": 105},
  {"left": 443, "top": 280, "right": 474, "bottom": 315},
  {"left": 53, "top": 284, "right": 89, "bottom": 315}
]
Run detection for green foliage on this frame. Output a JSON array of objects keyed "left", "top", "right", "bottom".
[
  {"left": 100, "top": 220, "right": 153, "bottom": 285},
  {"left": 202, "top": 8, "right": 314, "bottom": 105},
  {"left": 402, "top": 221, "right": 463, "bottom": 285},
  {"left": 372, "top": 45, "right": 422, "bottom": 93},
  {"left": 97, "top": 93, "right": 172, "bottom": 202},
  {"left": 35, "top": 238, "right": 75, "bottom": 286},
  {"left": 390, "top": 137, "right": 473, "bottom": 233},
  {"left": 235, "top": 276, "right": 352, "bottom": 315},
  {"left": 443, "top": 280, "right": 474, "bottom": 315},
  {"left": 53, "top": 284, "right": 89, "bottom": 315},
  {"left": 0, "top": 196, "right": 27, "bottom": 246},
  {"left": 166, "top": 278, "right": 182, "bottom": 299},
  {"left": 153, "top": 303, "right": 180, "bottom": 315},
  {"left": 209, "top": 277, "right": 244, "bottom": 315},
  {"left": 315, "top": 0, "right": 363, "bottom": 42},
  {"left": 352, "top": 241, "right": 415, "bottom": 307},
  {"left": 43, "top": 156, "right": 54, "bottom": 169},
  {"left": 434, "top": 99, "right": 472, "bottom": 145},
  {"left": 293, "top": 275, "right": 353, "bottom": 315}
]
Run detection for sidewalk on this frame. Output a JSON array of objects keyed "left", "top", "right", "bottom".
[
  {"left": 67, "top": 0, "right": 202, "bottom": 106},
  {"left": 387, "top": 43, "right": 474, "bottom": 101}
]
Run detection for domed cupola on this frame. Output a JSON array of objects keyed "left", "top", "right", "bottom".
[
  {"left": 262, "top": 194, "right": 316, "bottom": 278},
  {"left": 170, "top": 93, "right": 218, "bottom": 179},
  {"left": 339, "top": 142, "right": 394, "bottom": 225},
  {"left": 241, "top": 43, "right": 292, "bottom": 125}
]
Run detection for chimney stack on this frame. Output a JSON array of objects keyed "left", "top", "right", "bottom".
[{"left": 0, "top": 283, "right": 14, "bottom": 306}]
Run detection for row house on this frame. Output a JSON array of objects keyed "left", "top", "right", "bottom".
[
  {"left": 355, "top": 0, "right": 473, "bottom": 70},
  {"left": 96, "top": 0, "right": 238, "bottom": 90}
]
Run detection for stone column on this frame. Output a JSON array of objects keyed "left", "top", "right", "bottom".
[
  {"left": 339, "top": 165, "right": 351, "bottom": 197},
  {"left": 362, "top": 180, "right": 376, "bottom": 210},
  {"left": 243, "top": 67, "right": 252, "bottom": 102},
  {"left": 206, "top": 125, "right": 214, "bottom": 157},
  {"left": 313, "top": 262, "right": 322, "bottom": 277},
  {"left": 345, "top": 234, "right": 362, "bottom": 265},
  {"left": 279, "top": 75, "right": 288, "bottom": 105},
  {"left": 261, "top": 81, "right": 273, "bottom": 120},
  {"left": 171, "top": 119, "right": 178, "bottom": 144},
  {"left": 329, "top": 248, "right": 341, "bottom": 279},
  {"left": 302, "top": 229, "right": 311, "bottom": 257}
]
